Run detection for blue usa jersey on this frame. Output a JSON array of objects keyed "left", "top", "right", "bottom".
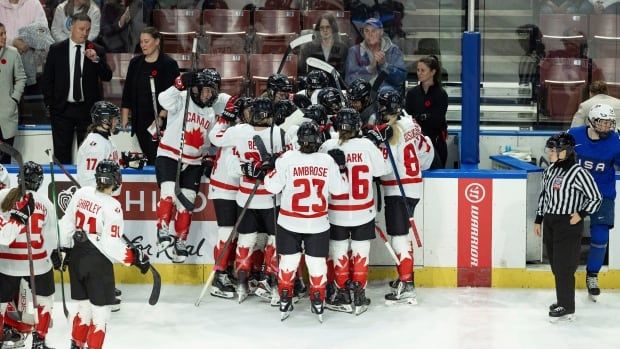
[{"left": 568, "top": 125, "right": 620, "bottom": 199}]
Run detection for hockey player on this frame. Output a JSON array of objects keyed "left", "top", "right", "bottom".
[
  {"left": 218, "top": 98, "right": 286, "bottom": 303},
  {"left": 0, "top": 162, "right": 56, "bottom": 349},
  {"left": 273, "top": 99, "right": 298, "bottom": 127},
  {"left": 347, "top": 78, "right": 377, "bottom": 126},
  {"left": 297, "top": 69, "right": 330, "bottom": 104},
  {"left": 366, "top": 90, "right": 434, "bottom": 305},
  {"left": 318, "top": 87, "right": 345, "bottom": 131},
  {"left": 155, "top": 71, "right": 218, "bottom": 263},
  {"left": 262, "top": 73, "right": 294, "bottom": 103},
  {"left": 58, "top": 160, "right": 150, "bottom": 349},
  {"left": 263, "top": 121, "right": 349, "bottom": 321},
  {"left": 567, "top": 104, "right": 620, "bottom": 301},
  {"left": 285, "top": 105, "right": 331, "bottom": 150},
  {"left": 319, "top": 108, "right": 390, "bottom": 315}
]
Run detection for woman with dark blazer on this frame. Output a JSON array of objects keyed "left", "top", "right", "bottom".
[
  {"left": 405, "top": 55, "right": 448, "bottom": 168},
  {"left": 297, "top": 13, "right": 349, "bottom": 78},
  {"left": 120, "top": 27, "right": 179, "bottom": 165}
]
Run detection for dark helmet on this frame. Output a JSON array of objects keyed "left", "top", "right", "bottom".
[
  {"left": 297, "top": 121, "right": 323, "bottom": 153},
  {"left": 546, "top": 132, "right": 576, "bottom": 152},
  {"left": 306, "top": 70, "right": 329, "bottom": 90},
  {"left": 336, "top": 108, "right": 361, "bottom": 133},
  {"left": 303, "top": 104, "right": 328, "bottom": 126},
  {"left": 273, "top": 100, "right": 297, "bottom": 126},
  {"left": 203, "top": 68, "right": 222, "bottom": 89},
  {"left": 267, "top": 74, "right": 293, "bottom": 94},
  {"left": 348, "top": 78, "right": 371, "bottom": 105},
  {"left": 95, "top": 160, "right": 122, "bottom": 192},
  {"left": 317, "top": 87, "right": 343, "bottom": 114},
  {"left": 235, "top": 96, "right": 254, "bottom": 123},
  {"left": 377, "top": 89, "right": 402, "bottom": 120},
  {"left": 251, "top": 97, "right": 273, "bottom": 126},
  {"left": 90, "top": 101, "right": 120, "bottom": 135},
  {"left": 190, "top": 71, "right": 218, "bottom": 108},
  {"left": 18, "top": 161, "right": 43, "bottom": 191}
]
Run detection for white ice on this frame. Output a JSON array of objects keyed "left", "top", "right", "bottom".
[{"left": 37, "top": 283, "right": 620, "bottom": 349}]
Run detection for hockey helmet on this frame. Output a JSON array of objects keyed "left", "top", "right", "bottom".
[
  {"left": 90, "top": 101, "right": 120, "bottom": 135},
  {"left": 267, "top": 74, "right": 293, "bottom": 95},
  {"left": 306, "top": 70, "right": 330, "bottom": 90},
  {"left": 18, "top": 161, "right": 43, "bottom": 192},
  {"left": 235, "top": 97, "right": 254, "bottom": 123},
  {"left": 348, "top": 78, "right": 372, "bottom": 110},
  {"left": 297, "top": 121, "right": 323, "bottom": 153},
  {"left": 95, "top": 160, "right": 122, "bottom": 192},
  {"left": 336, "top": 108, "right": 362, "bottom": 133},
  {"left": 203, "top": 68, "right": 222, "bottom": 89},
  {"left": 273, "top": 100, "right": 297, "bottom": 126},
  {"left": 317, "top": 87, "right": 343, "bottom": 115},
  {"left": 250, "top": 97, "right": 274, "bottom": 126},
  {"left": 377, "top": 89, "right": 402, "bottom": 121},
  {"left": 190, "top": 71, "right": 218, "bottom": 108},
  {"left": 588, "top": 103, "right": 616, "bottom": 138},
  {"left": 304, "top": 104, "right": 328, "bottom": 126}
]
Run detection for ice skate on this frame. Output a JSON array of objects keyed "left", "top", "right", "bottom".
[
  {"left": 110, "top": 297, "right": 121, "bottom": 312},
  {"left": 210, "top": 271, "right": 235, "bottom": 299},
  {"left": 385, "top": 280, "right": 417, "bottom": 305},
  {"left": 388, "top": 278, "right": 400, "bottom": 289},
  {"left": 69, "top": 340, "right": 81, "bottom": 349},
  {"left": 2, "top": 326, "right": 26, "bottom": 349},
  {"left": 255, "top": 274, "right": 275, "bottom": 302},
  {"left": 156, "top": 227, "right": 175, "bottom": 253},
  {"left": 310, "top": 291, "right": 324, "bottom": 323},
  {"left": 247, "top": 271, "right": 260, "bottom": 295},
  {"left": 280, "top": 290, "right": 293, "bottom": 321},
  {"left": 586, "top": 273, "right": 600, "bottom": 302},
  {"left": 325, "top": 285, "right": 353, "bottom": 313},
  {"left": 548, "top": 306, "right": 575, "bottom": 323},
  {"left": 237, "top": 271, "right": 249, "bottom": 303},
  {"left": 352, "top": 282, "right": 370, "bottom": 316},
  {"left": 294, "top": 277, "right": 307, "bottom": 299},
  {"left": 31, "top": 332, "right": 54, "bottom": 349},
  {"left": 172, "top": 239, "right": 188, "bottom": 264}
]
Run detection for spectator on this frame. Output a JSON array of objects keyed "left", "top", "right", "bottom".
[
  {"left": 51, "top": 0, "right": 101, "bottom": 42},
  {"left": 121, "top": 27, "right": 179, "bottom": 165},
  {"left": 15, "top": 22, "right": 54, "bottom": 88},
  {"left": 516, "top": 24, "right": 545, "bottom": 101},
  {"left": 590, "top": 0, "right": 620, "bottom": 13},
  {"left": 539, "top": 0, "right": 593, "bottom": 14},
  {"left": 345, "top": 17, "right": 406, "bottom": 92},
  {"left": 99, "top": 0, "right": 131, "bottom": 53},
  {"left": 297, "top": 13, "right": 349, "bottom": 77},
  {"left": 405, "top": 55, "right": 448, "bottom": 168},
  {"left": 0, "top": 22, "right": 26, "bottom": 164},
  {"left": 42, "top": 13, "right": 113, "bottom": 164},
  {"left": 0, "top": 0, "right": 47, "bottom": 45},
  {"left": 124, "top": 0, "right": 147, "bottom": 53},
  {"left": 571, "top": 81, "right": 620, "bottom": 127}
]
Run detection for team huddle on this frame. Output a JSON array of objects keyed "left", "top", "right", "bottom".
[{"left": 0, "top": 68, "right": 435, "bottom": 348}]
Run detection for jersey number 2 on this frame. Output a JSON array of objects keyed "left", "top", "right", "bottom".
[{"left": 291, "top": 178, "right": 326, "bottom": 212}]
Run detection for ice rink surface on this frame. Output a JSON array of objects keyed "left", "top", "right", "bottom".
[{"left": 39, "top": 283, "right": 619, "bottom": 349}]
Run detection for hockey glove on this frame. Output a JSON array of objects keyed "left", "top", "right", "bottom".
[
  {"left": 10, "top": 193, "right": 34, "bottom": 225},
  {"left": 203, "top": 156, "right": 215, "bottom": 178},
  {"left": 241, "top": 161, "right": 265, "bottom": 180},
  {"left": 120, "top": 152, "right": 148, "bottom": 170},
  {"left": 131, "top": 247, "right": 151, "bottom": 274},
  {"left": 50, "top": 249, "right": 62, "bottom": 270},
  {"left": 221, "top": 95, "right": 240, "bottom": 123},
  {"left": 327, "top": 149, "right": 347, "bottom": 174},
  {"left": 260, "top": 154, "right": 277, "bottom": 173},
  {"left": 364, "top": 124, "right": 394, "bottom": 147},
  {"left": 174, "top": 72, "right": 197, "bottom": 91},
  {"left": 62, "top": 248, "right": 72, "bottom": 271}
]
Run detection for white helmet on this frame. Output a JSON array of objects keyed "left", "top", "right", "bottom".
[{"left": 588, "top": 103, "right": 616, "bottom": 138}]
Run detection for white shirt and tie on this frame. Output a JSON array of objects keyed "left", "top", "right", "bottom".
[{"left": 68, "top": 39, "right": 85, "bottom": 103}]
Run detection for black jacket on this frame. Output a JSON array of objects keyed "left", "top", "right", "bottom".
[
  {"left": 405, "top": 84, "right": 448, "bottom": 141},
  {"left": 298, "top": 39, "right": 349, "bottom": 77}
]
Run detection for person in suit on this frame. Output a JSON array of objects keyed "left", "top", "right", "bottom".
[
  {"left": 297, "top": 13, "right": 349, "bottom": 78},
  {"left": 571, "top": 81, "right": 620, "bottom": 128},
  {"left": 42, "top": 12, "right": 112, "bottom": 164},
  {"left": 0, "top": 22, "right": 26, "bottom": 164}
]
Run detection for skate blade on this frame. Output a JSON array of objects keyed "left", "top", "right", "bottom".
[
  {"left": 355, "top": 305, "right": 368, "bottom": 316},
  {"left": 238, "top": 292, "right": 249, "bottom": 304},
  {"left": 588, "top": 294, "right": 598, "bottom": 302},
  {"left": 325, "top": 304, "right": 353, "bottom": 313},
  {"left": 210, "top": 289, "right": 235, "bottom": 299},
  {"left": 317, "top": 314, "right": 323, "bottom": 323},
  {"left": 254, "top": 288, "right": 273, "bottom": 302},
  {"left": 385, "top": 297, "right": 418, "bottom": 306},
  {"left": 281, "top": 310, "right": 291, "bottom": 321},
  {"left": 549, "top": 314, "right": 575, "bottom": 323}
]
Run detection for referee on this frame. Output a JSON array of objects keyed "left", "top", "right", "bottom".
[{"left": 534, "top": 132, "right": 602, "bottom": 322}]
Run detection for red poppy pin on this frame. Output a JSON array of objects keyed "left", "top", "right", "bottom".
[
  {"left": 424, "top": 100, "right": 431, "bottom": 108},
  {"left": 151, "top": 69, "right": 158, "bottom": 78},
  {"left": 0, "top": 59, "right": 6, "bottom": 65},
  {"left": 87, "top": 43, "right": 94, "bottom": 50}
]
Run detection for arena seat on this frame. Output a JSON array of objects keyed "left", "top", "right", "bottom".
[
  {"left": 301, "top": 10, "right": 351, "bottom": 38},
  {"left": 153, "top": 9, "right": 201, "bottom": 53},
  {"left": 253, "top": 10, "right": 300, "bottom": 54},
  {"left": 589, "top": 15, "right": 620, "bottom": 58},
  {"left": 167, "top": 53, "right": 195, "bottom": 71},
  {"left": 249, "top": 54, "right": 297, "bottom": 97},
  {"left": 539, "top": 14, "right": 588, "bottom": 55},
  {"left": 103, "top": 53, "right": 135, "bottom": 106},
  {"left": 592, "top": 58, "right": 620, "bottom": 98},
  {"left": 203, "top": 9, "right": 250, "bottom": 54},
  {"left": 539, "top": 58, "right": 588, "bottom": 120},
  {"left": 202, "top": 54, "right": 248, "bottom": 96}
]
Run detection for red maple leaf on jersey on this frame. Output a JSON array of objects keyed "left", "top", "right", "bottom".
[{"left": 184, "top": 127, "right": 204, "bottom": 149}]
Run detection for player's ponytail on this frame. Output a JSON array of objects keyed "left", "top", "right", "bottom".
[
  {"left": 1, "top": 188, "right": 22, "bottom": 212},
  {"left": 338, "top": 129, "right": 357, "bottom": 146},
  {"left": 387, "top": 115, "right": 402, "bottom": 146}
]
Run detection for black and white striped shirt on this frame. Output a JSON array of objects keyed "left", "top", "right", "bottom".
[{"left": 536, "top": 162, "right": 602, "bottom": 222}]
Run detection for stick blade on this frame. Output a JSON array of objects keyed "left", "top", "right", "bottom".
[
  {"left": 306, "top": 57, "right": 336, "bottom": 75},
  {"left": 148, "top": 265, "right": 162, "bottom": 305},
  {"left": 290, "top": 33, "right": 314, "bottom": 48}
]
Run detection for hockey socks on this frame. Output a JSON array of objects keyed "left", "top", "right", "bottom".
[
  {"left": 391, "top": 235, "right": 414, "bottom": 282},
  {"left": 213, "top": 227, "right": 234, "bottom": 272},
  {"left": 586, "top": 224, "right": 609, "bottom": 274}
]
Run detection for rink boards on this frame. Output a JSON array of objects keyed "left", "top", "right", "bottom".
[{"left": 4, "top": 163, "right": 620, "bottom": 289}]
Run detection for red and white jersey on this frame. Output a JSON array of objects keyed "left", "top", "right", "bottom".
[
  {"left": 380, "top": 117, "right": 434, "bottom": 198},
  {"left": 320, "top": 137, "right": 390, "bottom": 226},
  {"left": 263, "top": 150, "right": 348, "bottom": 234},
  {"left": 219, "top": 123, "right": 285, "bottom": 209},
  {"left": 212, "top": 92, "right": 231, "bottom": 117},
  {"left": 157, "top": 86, "right": 216, "bottom": 165},
  {"left": 59, "top": 186, "right": 133, "bottom": 265},
  {"left": 207, "top": 118, "right": 239, "bottom": 200},
  {"left": 0, "top": 190, "right": 57, "bottom": 276},
  {"left": 77, "top": 132, "right": 120, "bottom": 188}
]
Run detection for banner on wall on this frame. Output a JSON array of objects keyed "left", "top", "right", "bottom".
[{"left": 457, "top": 179, "right": 493, "bottom": 287}]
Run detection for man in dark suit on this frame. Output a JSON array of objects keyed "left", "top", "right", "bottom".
[{"left": 42, "top": 13, "right": 113, "bottom": 164}]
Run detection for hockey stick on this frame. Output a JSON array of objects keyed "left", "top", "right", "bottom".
[
  {"left": 195, "top": 179, "right": 262, "bottom": 306},
  {"left": 0, "top": 142, "right": 39, "bottom": 324},
  {"left": 174, "top": 37, "right": 199, "bottom": 212},
  {"left": 44, "top": 149, "right": 69, "bottom": 318},
  {"left": 306, "top": 57, "right": 350, "bottom": 106},
  {"left": 374, "top": 224, "right": 399, "bottom": 265},
  {"left": 45, "top": 149, "right": 162, "bottom": 306},
  {"left": 383, "top": 140, "right": 422, "bottom": 248},
  {"left": 277, "top": 34, "right": 314, "bottom": 74},
  {"left": 149, "top": 75, "right": 161, "bottom": 143}
]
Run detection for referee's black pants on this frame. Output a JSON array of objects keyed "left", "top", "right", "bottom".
[
  {"left": 543, "top": 214, "right": 583, "bottom": 313},
  {"left": 51, "top": 102, "right": 91, "bottom": 164}
]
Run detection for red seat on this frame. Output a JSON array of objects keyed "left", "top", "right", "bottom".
[
  {"left": 203, "top": 9, "right": 250, "bottom": 54},
  {"left": 153, "top": 10, "right": 202, "bottom": 53},
  {"left": 539, "top": 14, "right": 588, "bottom": 55},
  {"left": 540, "top": 58, "right": 588, "bottom": 120},
  {"left": 312, "top": 0, "right": 344, "bottom": 10},
  {"left": 301, "top": 10, "right": 351, "bottom": 38},
  {"left": 592, "top": 58, "right": 620, "bottom": 98},
  {"left": 167, "top": 53, "right": 195, "bottom": 71},
  {"left": 202, "top": 54, "right": 248, "bottom": 96},
  {"left": 249, "top": 54, "right": 297, "bottom": 97},
  {"left": 103, "top": 53, "right": 135, "bottom": 106},
  {"left": 253, "top": 10, "right": 300, "bottom": 53},
  {"left": 589, "top": 15, "right": 620, "bottom": 58}
]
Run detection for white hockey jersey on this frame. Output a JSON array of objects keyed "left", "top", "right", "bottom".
[
  {"left": 379, "top": 117, "right": 434, "bottom": 198},
  {"left": 320, "top": 137, "right": 390, "bottom": 226},
  {"left": 157, "top": 86, "right": 216, "bottom": 165},
  {"left": 207, "top": 118, "right": 239, "bottom": 200},
  {"left": 263, "top": 150, "right": 348, "bottom": 234},
  {"left": 59, "top": 186, "right": 132, "bottom": 265},
  {"left": 77, "top": 132, "right": 120, "bottom": 188},
  {"left": 219, "top": 123, "right": 285, "bottom": 209},
  {"left": 0, "top": 190, "right": 57, "bottom": 276}
]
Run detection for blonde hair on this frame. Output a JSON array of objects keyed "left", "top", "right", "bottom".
[{"left": 386, "top": 115, "right": 402, "bottom": 146}]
